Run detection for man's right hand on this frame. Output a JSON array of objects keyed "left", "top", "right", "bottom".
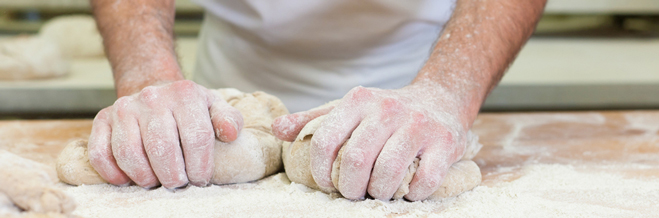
[{"left": 87, "top": 80, "right": 244, "bottom": 189}]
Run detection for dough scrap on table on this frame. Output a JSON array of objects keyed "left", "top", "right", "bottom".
[
  {"left": 57, "top": 89, "right": 289, "bottom": 186},
  {"left": 0, "top": 15, "right": 106, "bottom": 81},
  {"left": 39, "top": 15, "right": 105, "bottom": 58},
  {"left": 283, "top": 113, "right": 483, "bottom": 201},
  {"left": 0, "top": 150, "right": 76, "bottom": 217},
  {"left": 0, "top": 36, "right": 69, "bottom": 80}
]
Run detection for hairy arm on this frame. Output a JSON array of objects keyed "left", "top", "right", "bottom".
[
  {"left": 91, "top": 0, "right": 183, "bottom": 97},
  {"left": 272, "top": 0, "right": 547, "bottom": 201},
  {"left": 414, "top": 0, "right": 547, "bottom": 127},
  {"left": 88, "top": 0, "right": 243, "bottom": 189}
]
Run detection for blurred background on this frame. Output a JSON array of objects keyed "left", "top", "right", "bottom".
[{"left": 0, "top": 0, "right": 658, "bottom": 118}]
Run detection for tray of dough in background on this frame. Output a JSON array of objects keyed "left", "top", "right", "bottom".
[{"left": 0, "top": 36, "right": 658, "bottom": 115}]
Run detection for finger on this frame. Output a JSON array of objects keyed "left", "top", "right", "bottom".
[
  {"left": 309, "top": 105, "right": 361, "bottom": 190},
  {"left": 172, "top": 101, "right": 215, "bottom": 186},
  {"left": 209, "top": 100, "right": 244, "bottom": 142},
  {"left": 88, "top": 107, "right": 130, "bottom": 185},
  {"left": 110, "top": 97, "right": 159, "bottom": 188},
  {"left": 405, "top": 131, "right": 459, "bottom": 201},
  {"left": 272, "top": 100, "right": 339, "bottom": 141},
  {"left": 336, "top": 97, "right": 403, "bottom": 199},
  {"left": 336, "top": 120, "right": 394, "bottom": 199},
  {"left": 367, "top": 124, "right": 421, "bottom": 200},
  {"left": 310, "top": 87, "right": 372, "bottom": 190},
  {"left": 140, "top": 109, "right": 188, "bottom": 189}
]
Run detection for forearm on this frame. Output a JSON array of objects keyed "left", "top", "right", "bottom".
[
  {"left": 92, "top": 0, "right": 183, "bottom": 97},
  {"left": 413, "top": 0, "right": 546, "bottom": 127}
]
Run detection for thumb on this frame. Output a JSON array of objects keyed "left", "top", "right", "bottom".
[
  {"left": 272, "top": 100, "right": 340, "bottom": 141},
  {"left": 209, "top": 98, "right": 244, "bottom": 142}
]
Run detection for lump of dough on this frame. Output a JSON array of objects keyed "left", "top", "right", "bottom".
[
  {"left": 57, "top": 89, "right": 289, "bottom": 186},
  {"left": 0, "top": 150, "right": 76, "bottom": 215},
  {"left": 209, "top": 89, "right": 288, "bottom": 184},
  {"left": 56, "top": 139, "right": 106, "bottom": 185},
  {"left": 282, "top": 115, "right": 483, "bottom": 200},
  {"left": 39, "top": 15, "right": 104, "bottom": 58},
  {"left": 0, "top": 36, "right": 69, "bottom": 80}
]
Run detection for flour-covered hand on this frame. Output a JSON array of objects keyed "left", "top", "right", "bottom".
[
  {"left": 88, "top": 80, "right": 244, "bottom": 189},
  {"left": 273, "top": 83, "right": 471, "bottom": 201}
]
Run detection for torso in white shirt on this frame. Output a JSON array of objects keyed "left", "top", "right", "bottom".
[{"left": 192, "top": 0, "right": 456, "bottom": 112}]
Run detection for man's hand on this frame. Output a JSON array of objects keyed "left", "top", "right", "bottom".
[
  {"left": 274, "top": 0, "right": 546, "bottom": 201},
  {"left": 88, "top": 80, "right": 244, "bottom": 189},
  {"left": 275, "top": 84, "right": 469, "bottom": 200},
  {"left": 88, "top": 0, "right": 245, "bottom": 188}
]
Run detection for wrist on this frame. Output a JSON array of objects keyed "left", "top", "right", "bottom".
[
  {"left": 407, "top": 79, "right": 484, "bottom": 131},
  {"left": 114, "top": 57, "right": 184, "bottom": 97}
]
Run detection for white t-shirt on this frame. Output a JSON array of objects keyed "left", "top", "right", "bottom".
[{"left": 192, "top": 0, "right": 456, "bottom": 112}]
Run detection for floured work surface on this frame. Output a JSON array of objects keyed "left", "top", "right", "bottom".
[{"left": 1, "top": 111, "right": 658, "bottom": 217}]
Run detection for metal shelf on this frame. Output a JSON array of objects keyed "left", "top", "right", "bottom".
[
  {"left": 1, "top": 0, "right": 658, "bottom": 14},
  {"left": 545, "top": 0, "right": 659, "bottom": 14},
  {"left": 0, "top": 0, "right": 202, "bottom": 12}
]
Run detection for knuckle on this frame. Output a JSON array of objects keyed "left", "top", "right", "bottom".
[
  {"left": 378, "top": 98, "right": 402, "bottom": 117},
  {"left": 114, "top": 96, "right": 133, "bottom": 109},
  {"left": 113, "top": 96, "right": 135, "bottom": 117},
  {"left": 442, "top": 131, "right": 455, "bottom": 145},
  {"left": 144, "top": 138, "right": 175, "bottom": 160},
  {"left": 94, "top": 107, "right": 112, "bottom": 121},
  {"left": 411, "top": 112, "right": 427, "bottom": 124},
  {"left": 138, "top": 86, "right": 162, "bottom": 106},
  {"left": 112, "top": 143, "right": 143, "bottom": 164},
  {"left": 173, "top": 80, "right": 197, "bottom": 89},
  {"left": 172, "top": 80, "right": 199, "bottom": 96},
  {"left": 419, "top": 175, "right": 442, "bottom": 190},
  {"left": 181, "top": 127, "right": 214, "bottom": 147},
  {"left": 342, "top": 148, "right": 367, "bottom": 169},
  {"left": 380, "top": 97, "right": 401, "bottom": 110},
  {"left": 347, "top": 86, "right": 373, "bottom": 101},
  {"left": 209, "top": 101, "right": 229, "bottom": 116}
]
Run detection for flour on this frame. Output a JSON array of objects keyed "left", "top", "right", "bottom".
[
  {"left": 61, "top": 163, "right": 658, "bottom": 218},
  {"left": 437, "top": 164, "right": 659, "bottom": 217}
]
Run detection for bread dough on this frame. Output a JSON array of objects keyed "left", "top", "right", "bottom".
[
  {"left": 0, "top": 36, "right": 69, "bottom": 80},
  {"left": 0, "top": 15, "right": 105, "bottom": 80},
  {"left": 283, "top": 114, "right": 483, "bottom": 200},
  {"left": 0, "top": 150, "right": 76, "bottom": 217},
  {"left": 57, "top": 89, "right": 288, "bottom": 186},
  {"left": 39, "top": 15, "right": 105, "bottom": 58},
  {"left": 55, "top": 140, "right": 106, "bottom": 185}
]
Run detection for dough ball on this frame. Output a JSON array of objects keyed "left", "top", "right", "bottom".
[
  {"left": 0, "top": 36, "right": 69, "bottom": 80},
  {"left": 56, "top": 89, "right": 289, "bottom": 186},
  {"left": 0, "top": 150, "right": 76, "bottom": 215},
  {"left": 39, "top": 15, "right": 104, "bottom": 58},
  {"left": 282, "top": 114, "right": 483, "bottom": 200},
  {"left": 56, "top": 139, "right": 106, "bottom": 185},
  {"left": 428, "top": 160, "right": 482, "bottom": 200}
]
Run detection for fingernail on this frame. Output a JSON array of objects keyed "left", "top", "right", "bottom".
[
  {"left": 142, "top": 184, "right": 161, "bottom": 190},
  {"left": 192, "top": 181, "right": 211, "bottom": 187},
  {"left": 164, "top": 183, "right": 190, "bottom": 192},
  {"left": 225, "top": 117, "right": 238, "bottom": 130}
]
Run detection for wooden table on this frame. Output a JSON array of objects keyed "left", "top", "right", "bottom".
[{"left": 1, "top": 111, "right": 658, "bottom": 217}]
